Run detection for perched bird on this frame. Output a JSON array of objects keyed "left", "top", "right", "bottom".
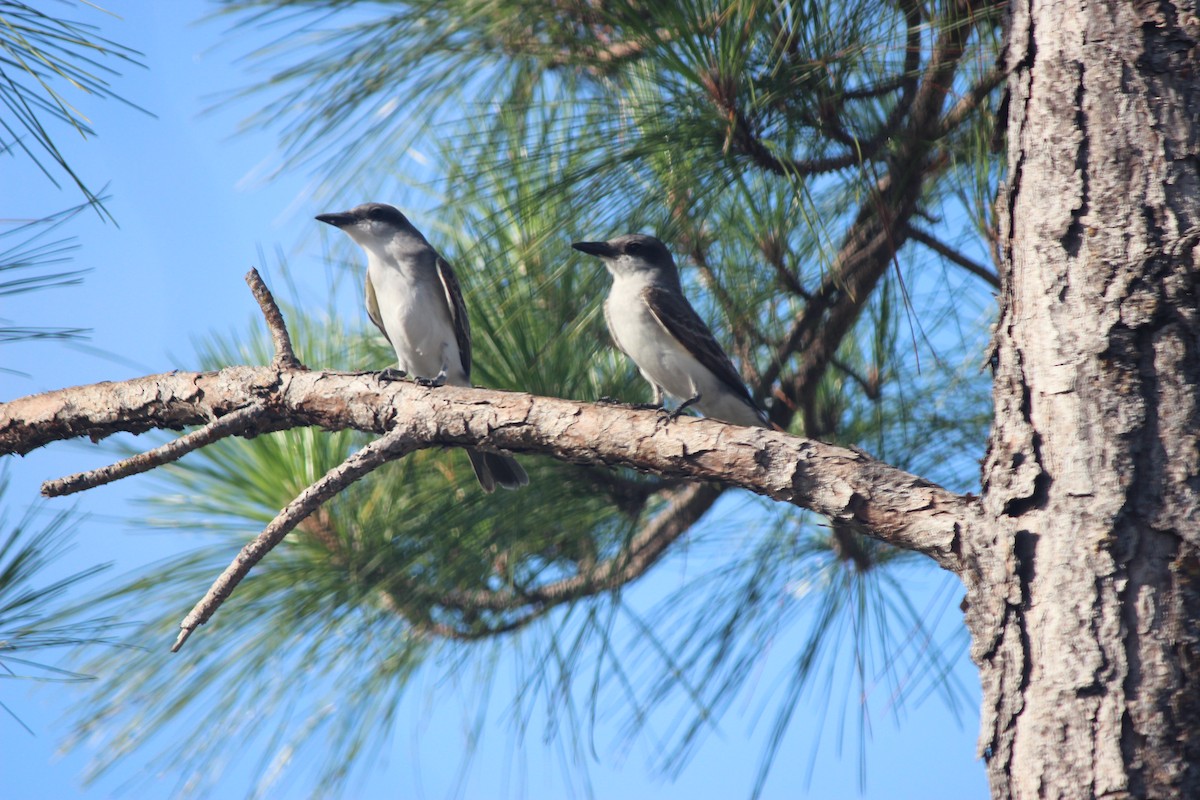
[
  {"left": 572, "top": 234, "right": 768, "bottom": 428},
  {"left": 317, "top": 202, "right": 528, "bottom": 492}
]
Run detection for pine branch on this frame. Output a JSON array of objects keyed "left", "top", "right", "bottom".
[
  {"left": 5, "top": 361, "right": 981, "bottom": 646},
  {"left": 904, "top": 223, "right": 1000, "bottom": 288},
  {"left": 759, "top": 5, "right": 984, "bottom": 419},
  {"left": 172, "top": 423, "right": 421, "bottom": 651},
  {"left": 40, "top": 402, "right": 266, "bottom": 497},
  {"left": 0, "top": 368, "right": 977, "bottom": 568}
]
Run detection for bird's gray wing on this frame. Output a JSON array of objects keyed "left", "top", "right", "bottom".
[
  {"left": 364, "top": 274, "right": 392, "bottom": 345},
  {"left": 434, "top": 254, "right": 472, "bottom": 380},
  {"left": 642, "top": 284, "right": 755, "bottom": 405}
]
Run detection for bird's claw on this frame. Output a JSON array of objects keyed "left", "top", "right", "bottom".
[
  {"left": 596, "top": 396, "right": 661, "bottom": 410},
  {"left": 666, "top": 393, "right": 702, "bottom": 422},
  {"left": 416, "top": 373, "right": 447, "bottom": 388},
  {"left": 378, "top": 368, "right": 408, "bottom": 384},
  {"left": 650, "top": 406, "right": 674, "bottom": 429}
]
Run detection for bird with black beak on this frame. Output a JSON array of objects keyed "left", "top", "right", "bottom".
[
  {"left": 572, "top": 234, "right": 768, "bottom": 428},
  {"left": 317, "top": 202, "right": 529, "bottom": 492}
]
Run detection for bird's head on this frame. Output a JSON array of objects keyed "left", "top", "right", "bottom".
[
  {"left": 571, "top": 234, "right": 678, "bottom": 281},
  {"left": 316, "top": 203, "right": 425, "bottom": 251}
]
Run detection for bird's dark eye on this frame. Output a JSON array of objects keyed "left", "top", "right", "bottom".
[
  {"left": 624, "top": 242, "right": 645, "bottom": 256},
  {"left": 367, "top": 207, "right": 387, "bottom": 221}
]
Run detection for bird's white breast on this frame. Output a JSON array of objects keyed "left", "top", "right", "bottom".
[
  {"left": 367, "top": 251, "right": 465, "bottom": 384},
  {"left": 605, "top": 273, "right": 764, "bottom": 427},
  {"left": 605, "top": 274, "right": 707, "bottom": 402}
]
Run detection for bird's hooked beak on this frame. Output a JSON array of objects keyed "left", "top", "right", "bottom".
[
  {"left": 316, "top": 211, "right": 357, "bottom": 228},
  {"left": 571, "top": 240, "right": 617, "bottom": 259}
]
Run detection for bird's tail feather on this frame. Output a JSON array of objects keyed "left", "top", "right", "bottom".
[{"left": 466, "top": 449, "right": 529, "bottom": 493}]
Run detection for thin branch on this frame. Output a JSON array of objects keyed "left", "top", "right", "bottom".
[
  {"left": 245, "top": 268, "right": 304, "bottom": 370},
  {"left": 905, "top": 223, "right": 1001, "bottom": 288},
  {"left": 41, "top": 403, "right": 266, "bottom": 497},
  {"left": 830, "top": 356, "right": 882, "bottom": 400},
  {"left": 538, "top": 483, "right": 722, "bottom": 602},
  {"left": 172, "top": 423, "right": 420, "bottom": 652},
  {"left": 723, "top": 0, "right": 923, "bottom": 179},
  {"left": 938, "top": 66, "right": 1006, "bottom": 137},
  {"left": 542, "top": 36, "right": 652, "bottom": 74},
  {"left": 758, "top": 236, "right": 810, "bottom": 299},
  {"left": 419, "top": 615, "right": 548, "bottom": 641},
  {"left": 419, "top": 483, "right": 723, "bottom": 637},
  {"left": 728, "top": 111, "right": 869, "bottom": 177},
  {"left": 578, "top": 466, "right": 675, "bottom": 517},
  {"left": 839, "top": 74, "right": 911, "bottom": 101},
  {"left": 757, "top": 6, "right": 981, "bottom": 418}
]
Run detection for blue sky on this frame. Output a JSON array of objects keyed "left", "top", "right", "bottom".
[{"left": 2, "top": 3, "right": 988, "bottom": 798}]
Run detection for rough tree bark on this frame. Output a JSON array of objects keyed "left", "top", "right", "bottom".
[{"left": 970, "top": 1, "right": 1200, "bottom": 797}]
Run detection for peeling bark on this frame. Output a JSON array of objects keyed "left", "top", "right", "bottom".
[{"left": 0, "top": 369, "right": 977, "bottom": 573}]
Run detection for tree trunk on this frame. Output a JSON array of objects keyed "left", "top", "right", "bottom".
[{"left": 973, "top": 1, "right": 1200, "bottom": 797}]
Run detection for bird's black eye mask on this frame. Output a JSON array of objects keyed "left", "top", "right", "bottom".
[{"left": 359, "top": 204, "right": 409, "bottom": 228}]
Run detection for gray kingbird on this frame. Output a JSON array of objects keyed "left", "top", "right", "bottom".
[
  {"left": 572, "top": 234, "right": 767, "bottom": 428},
  {"left": 317, "top": 202, "right": 529, "bottom": 492}
]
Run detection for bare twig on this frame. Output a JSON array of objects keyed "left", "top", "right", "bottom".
[
  {"left": 41, "top": 403, "right": 266, "bottom": 498},
  {"left": 829, "top": 357, "right": 882, "bottom": 400},
  {"left": 0, "top": 370, "right": 978, "bottom": 560},
  {"left": 172, "top": 423, "right": 418, "bottom": 652},
  {"left": 540, "top": 483, "right": 722, "bottom": 602},
  {"left": 408, "top": 483, "right": 723, "bottom": 638},
  {"left": 939, "top": 67, "right": 1006, "bottom": 137},
  {"left": 245, "top": 268, "right": 304, "bottom": 370},
  {"left": 905, "top": 223, "right": 1001, "bottom": 288}
]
